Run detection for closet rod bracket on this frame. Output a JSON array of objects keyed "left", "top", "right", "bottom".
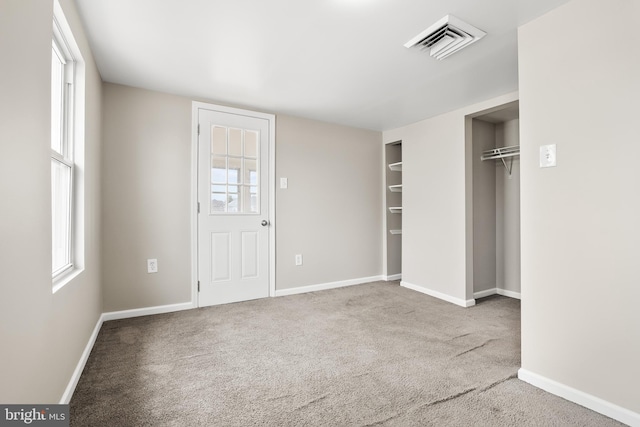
[{"left": 500, "top": 156, "right": 514, "bottom": 176}]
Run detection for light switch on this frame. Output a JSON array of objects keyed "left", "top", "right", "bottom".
[
  {"left": 280, "top": 177, "right": 288, "bottom": 189},
  {"left": 540, "top": 144, "right": 557, "bottom": 168}
]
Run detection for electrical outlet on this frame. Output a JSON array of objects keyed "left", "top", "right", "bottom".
[
  {"left": 147, "top": 259, "right": 158, "bottom": 273},
  {"left": 295, "top": 254, "right": 303, "bottom": 266},
  {"left": 540, "top": 144, "right": 557, "bottom": 168}
]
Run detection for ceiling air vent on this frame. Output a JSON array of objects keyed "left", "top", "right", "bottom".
[{"left": 404, "top": 15, "right": 486, "bottom": 60}]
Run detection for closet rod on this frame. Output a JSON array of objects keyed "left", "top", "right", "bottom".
[
  {"left": 480, "top": 145, "right": 519, "bottom": 160},
  {"left": 481, "top": 145, "right": 520, "bottom": 176}
]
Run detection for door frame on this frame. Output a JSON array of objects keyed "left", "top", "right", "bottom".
[{"left": 191, "top": 101, "right": 276, "bottom": 307}]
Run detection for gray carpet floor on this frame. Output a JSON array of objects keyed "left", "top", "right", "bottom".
[{"left": 70, "top": 281, "right": 623, "bottom": 426}]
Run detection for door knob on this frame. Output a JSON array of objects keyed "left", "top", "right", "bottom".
[{"left": 261, "top": 220, "right": 270, "bottom": 227}]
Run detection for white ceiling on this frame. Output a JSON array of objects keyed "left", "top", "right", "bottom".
[{"left": 75, "top": 0, "right": 568, "bottom": 131}]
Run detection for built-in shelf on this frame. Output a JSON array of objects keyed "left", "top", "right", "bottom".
[
  {"left": 388, "top": 162, "right": 403, "bottom": 172},
  {"left": 385, "top": 142, "right": 402, "bottom": 278}
]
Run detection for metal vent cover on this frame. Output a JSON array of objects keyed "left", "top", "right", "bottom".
[{"left": 404, "top": 15, "right": 486, "bottom": 60}]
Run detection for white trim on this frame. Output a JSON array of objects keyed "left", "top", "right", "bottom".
[
  {"left": 274, "top": 276, "right": 384, "bottom": 297},
  {"left": 386, "top": 274, "right": 402, "bottom": 281},
  {"left": 190, "top": 103, "right": 199, "bottom": 307},
  {"left": 59, "top": 314, "right": 104, "bottom": 404},
  {"left": 52, "top": 268, "right": 83, "bottom": 294},
  {"left": 191, "top": 102, "right": 276, "bottom": 307},
  {"left": 473, "top": 287, "right": 522, "bottom": 300},
  {"left": 102, "top": 302, "right": 194, "bottom": 322},
  {"left": 518, "top": 368, "right": 640, "bottom": 427},
  {"left": 473, "top": 288, "right": 497, "bottom": 299},
  {"left": 269, "top": 116, "right": 276, "bottom": 298},
  {"left": 192, "top": 101, "right": 274, "bottom": 121},
  {"left": 401, "top": 281, "right": 476, "bottom": 307},
  {"left": 60, "top": 302, "right": 195, "bottom": 403},
  {"left": 497, "top": 288, "right": 521, "bottom": 299},
  {"left": 381, "top": 142, "right": 388, "bottom": 280}
]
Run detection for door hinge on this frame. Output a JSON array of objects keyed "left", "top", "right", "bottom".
[
  {"left": 197, "top": 124, "right": 200, "bottom": 135},
  {"left": 197, "top": 202, "right": 200, "bottom": 213},
  {"left": 197, "top": 281, "right": 200, "bottom": 292}
]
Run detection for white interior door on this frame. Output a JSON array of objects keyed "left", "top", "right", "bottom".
[{"left": 197, "top": 107, "right": 272, "bottom": 306}]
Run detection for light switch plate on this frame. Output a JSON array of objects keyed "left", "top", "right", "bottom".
[
  {"left": 540, "top": 144, "right": 557, "bottom": 168},
  {"left": 280, "top": 177, "right": 288, "bottom": 189}
]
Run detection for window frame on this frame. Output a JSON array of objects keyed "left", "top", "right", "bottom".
[
  {"left": 51, "top": 1, "right": 83, "bottom": 288},
  {"left": 209, "top": 126, "right": 261, "bottom": 215}
]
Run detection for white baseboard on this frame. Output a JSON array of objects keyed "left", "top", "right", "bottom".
[
  {"left": 274, "top": 276, "right": 384, "bottom": 297},
  {"left": 60, "top": 302, "right": 195, "bottom": 405},
  {"left": 473, "top": 287, "right": 522, "bottom": 300},
  {"left": 401, "top": 281, "right": 475, "bottom": 308},
  {"left": 102, "top": 302, "right": 195, "bottom": 321},
  {"left": 60, "top": 301, "right": 195, "bottom": 403},
  {"left": 497, "top": 288, "right": 521, "bottom": 299},
  {"left": 60, "top": 314, "right": 105, "bottom": 404},
  {"left": 473, "top": 288, "right": 497, "bottom": 299},
  {"left": 385, "top": 274, "right": 402, "bottom": 281},
  {"left": 518, "top": 368, "right": 640, "bottom": 426}
]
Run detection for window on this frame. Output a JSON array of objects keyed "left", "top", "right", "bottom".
[
  {"left": 51, "top": 1, "right": 84, "bottom": 286},
  {"left": 210, "top": 126, "right": 260, "bottom": 214}
]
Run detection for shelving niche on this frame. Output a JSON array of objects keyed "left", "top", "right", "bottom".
[
  {"left": 385, "top": 142, "right": 402, "bottom": 279},
  {"left": 388, "top": 162, "right": 403, "bottom": 172}
]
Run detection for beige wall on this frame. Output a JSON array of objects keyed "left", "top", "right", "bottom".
[
  {"left": 383, "top": 92, "right": 518, "bottom": 305},
  {"left": 276, "top": 115, "right": 382, "bottom": 290},
  {"left": 101, "top": 84, "right": 383, "bottom": 308},
  {"left": 471, "top": 119, "right": 497, "bottom": 294},
  {"left": 0, "top": 0, "right": 102, "bottom": 403},
  {"left": 519, "top": 0, "right": 639, "bottom": 415},
  {"left": 102, "top": 84, "right": 192, "bottom": 311},
  {"left": 495, "top": 119, "right": 520, "bottom": 294}
]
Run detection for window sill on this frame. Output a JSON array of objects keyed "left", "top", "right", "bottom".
[{"left": 53, "top": 268, "right": 84, "bottom": 294}]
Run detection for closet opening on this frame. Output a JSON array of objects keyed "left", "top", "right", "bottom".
[{"left": 466, "top": 101, "right": 521, "bottom": 303}]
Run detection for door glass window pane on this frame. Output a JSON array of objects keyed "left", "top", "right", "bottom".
[
  {"left": 245, "top": 159, "right": 257, "bottom": 185},
  {"left": 229, "top": 128, "right": 242, "bottom": 156},
  {"left": 211, "top": 193, "right": 226, "bottom": 212},
  {"left": 209, "top": 126, "right": 260, "bottom": 214},
  {"left": 244, "top": 186, "right": 259, "bottom": 213},
  {"left": 211, "top": 157, "right": 226, "bottom": 183},
  {"left": 228, "top": 158, "right": 241, "bottom": 184},
  {"left": 211, "top": 126, "right": 227, "bottom": 155},
  {"left": 245, "top": 131, "right": 258, "bottom": 158},
  {"left": 227, "top": 193, "right": 239, "bottom": 213}
]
